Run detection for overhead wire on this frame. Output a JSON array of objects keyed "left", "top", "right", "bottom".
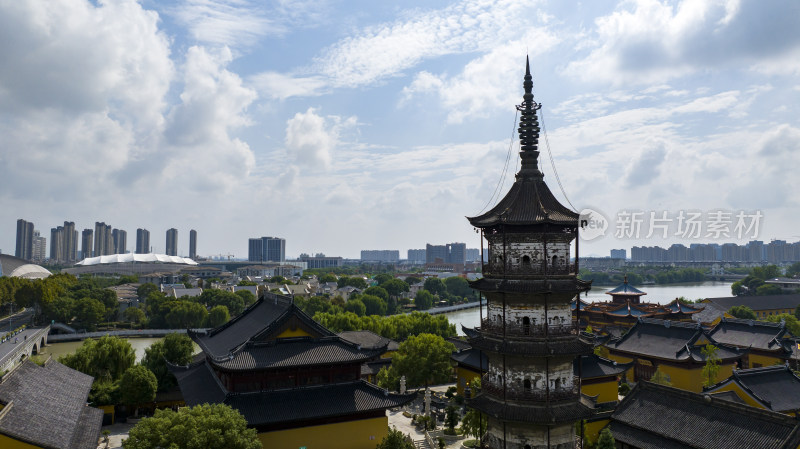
[
  {"left": 539, "top": 108, "right": 578, "bottom": 212},
  {"left": 477, "top": 109, "right": 519, "bottom": 214}
]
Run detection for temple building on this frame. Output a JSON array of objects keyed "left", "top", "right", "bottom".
[
  {"left": 705, "top": 365, "right": 800, "bottom": 416},
  {"left": 606, "top": 318, "right": 745, "bottom": 392},
  {"left": 707, "top": 317, "right": 796, "bottom": 368},
  {"left": 170, "top": 293, "right": 413, "bottom": 449},
  {"left": 464, "top": 58, "right": 595, "bottom": 449},
  {"left": 572, "top": 278, "right": 703, "bottom": 332}
]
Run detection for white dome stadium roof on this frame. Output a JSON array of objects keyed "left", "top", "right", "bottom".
[
  {"left": 76, "top": 253, "right": 198, "bottom": 266},
  {"left": 8, "top": 264, "right": 52, "bottom": 279}
]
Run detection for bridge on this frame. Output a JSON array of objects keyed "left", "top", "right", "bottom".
[{"left": 0, "top": 325, "right": 50, "bottom": 374}]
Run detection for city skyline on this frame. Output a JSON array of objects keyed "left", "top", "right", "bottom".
[{"left": 2, "top": 1, "right": 799, "bottom": 259}]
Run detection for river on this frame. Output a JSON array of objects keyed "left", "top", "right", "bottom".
[
  {"left": 444, "top": 281, "right": 733, "bottom": 336},
  {"left": 39, "top": 337, "right": 201, "bottom": 363}
]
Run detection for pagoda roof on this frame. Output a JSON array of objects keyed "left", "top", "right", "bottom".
[
  {"left": 171, "top": 359, "right": 413, "bottom": 427},
  {"left": 605, "top": 278, "right": 646, "bottom": 296},
  {"left": 708, "top": 317, "right": 794, "bottom": 354},
  {"left": 612, "top": 318, "right": 744, "bottom": 362},
  {"left": 451, "top": 347, "right": 488, "bottom": 372},
  {"left": 0, "top": 360, "right": 103, "bottom": 449},
  {"left": 467, "top": 57, "right": 577, "bottom": 229},
  {"left": 706, "top": 365, "right": 800, "bottom": 413},
  {"left": 339, "top": 330, "right": 399, "bottom": 352},
  {"left": 470, "top": 277, "right": 591, "bottom": 295},
  {"left": 663, "top": 299, "right": 704, "bottom": 314},
  {"left": 468, "top": 393, "right": 595, "bottom": 424},
  {"left": 210, "top": 336, "right": 385, "bottom": 371},
  {"left": 575, "top": 354, "right": 632, "bottom": 379},
  {"left": 189, "top": 293, "right": 335, "bottom": 361},
  {"left": 610, "top": 381, "right": 800, "bottom": 449}
]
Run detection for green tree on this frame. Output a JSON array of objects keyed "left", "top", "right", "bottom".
[
  {"left": 119, "top": 365, "right": 157, "bottom": 417},
  {"left": 344, "top": 298, "right": 366, "bottom": 316},
  {"left": 198, "top": 290, "right": 245, "bottom": 316},
  {"left": 596, "top": 427, "right": 616, "bottom": 449},
  {"left": 731, "top": 281, "right": 745, "bottom": 296},
  {"left": 361, "top": 294, "right": 387, "bottom": 316},
  {"left": 44, "top": 296, "right": 75, "bottom": 324},
  {"left": 141, "top": 333, "right": 195, "bottom": 392},
  {"left": 376, "top": 427, "right": 414, "bottom": 449},
  {"left": 124, "top": 306, "right": 146, "bottom": 325},
  {"left": 786, "top": 262, "right": 800, "bottom": 278},
  {"left": 234, "top": 289, "right": 257, "bottom": 307},
  {"left": 302, "top": 296, "right": 332, "bottom": 316},
  {"left": 364, "top": 286, "right": 389, "bottom": 302},
  {"left": 206, "top": 305, "right": 231, "bottom": 328},
  {"left": 382, "top": 279, "right": 410, "bottom": 298},
  {"left": 319, "top": 274, "right": 337, "bottom": 284},
  {"left": 701, "top": 344, "right": 721, "bottom": 387},
  {"left": 373, "top": 273, "right": 394, "bottom": 286},
  {"left": 445, "top": 405, "right": 459, "bottom": 431},
  {"left": 137, "top": 283, "right": 158, "bottom": 300},
  {"left": 423, "top": 278, "right": 446, "bottom": 296},
  {"left": 444, "top": 277, "right": 472, "bottom": 298},
  {"left": 404, "top": 276, "right": 422, "bottom": 286},
  {"left": 60, "top": 335, "right": 136, "bottom": 383},
  {"left": 414, "top": 290, "right": 434, "bottom": 310},
  {"left": 75, "top": 297, "right": 106, "bottom": 331},
  {"left": 728, "top": 305, "right": 757, "bottom": 320},
  {"left": 461, "top": 408, "right": 486, "bottom": 441},
  {"left": 756, "top": 284, "right": 784, "bottom": 296},
  {"left": 766, "top": 314, "right": 800, "bottom": 335},
  {"left": 649, "top": 367, "right": 671, "bottom": 386},
  {"left": 390, "top": 333, "right": 455, "bottom": 388},
  {"left": 122, "top": 403, "right": 261, "bottom": 449},
  {"left": 165, "top": 301, "right": 208, "bottom": 329}
]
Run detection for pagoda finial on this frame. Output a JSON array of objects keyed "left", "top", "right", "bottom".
[{"left": 516, "top": 56, "right": 542, "bottom": 179}]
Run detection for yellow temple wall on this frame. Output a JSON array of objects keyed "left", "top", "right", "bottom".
[
  {"left": 583, "top": 419, "right": 610, "bottom": 447},
  {"left": 456, "top": 366, "right": 481, "bottom": 396},
  {"left": 275, "top": 328, "right": 313, "bottom": 339},
  {"left": 605, "top": 353, "right": 635, "bottom": 382},
  {"left": 581, "top": 379, "right": 618, "bottom": 404},
  {"left": 709, "top": 383, "right": 766, "bottom": 409},
  {"left": 0, "top": 434, "right": 42, "bottom": 449},
  {"left": 747, "top": 353, "right": 784, "bottom": 369},
  {"left": 658, "top": 363, "right": 735, "bottom": 393},
  {"left": 258, "top": 416, "right": 388, "bottom": 449}
]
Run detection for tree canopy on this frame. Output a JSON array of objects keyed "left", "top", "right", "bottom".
[
  {"left": 423, "top": 278, "right": 446, "bottom": 296},
  {"left": 119, "top": 365, "right": 157, "bottom": 415},
  {"left": 596, "top": 428, "right": 616, "bottom": 449},
  {"left": 60, "top": 335, "right": 136, "bottom": 383},
  {"left": 122, "top": 403, "right": 261, "bottom": 449},
  {"left": 701, "top": 344, "right": 721, "bottom": 387},
  {"left": 376, "top": 427, "right": 414, "bottom": 449},
  {"left": 382, "top": 279, "right": 410, "bottom": 297},
  {"left": 141, "top": 333, "right": 195, "bottom": 392},
  {"left": 386, "top": 333, "right": 455, "bottom": 388},
  {"left": 314, "top": 311, "right": 456, "bottom": 341},
  {"left": 414, "top": 290, "right": 434, "bottom": 310},
  {"left": 207, "top": 305, "right": 231, "bottom": 328},
  {"left": 727, "top": 305, "right": 757, "bottom": 320},
  {"left": 360, "top": 294, "right": 387, "bottom": 316}
]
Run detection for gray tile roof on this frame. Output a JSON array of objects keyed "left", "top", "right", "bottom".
[
  {"left": 211, "top": 337, "right": 384, "bottom": 371},
  {"left": 451, "top": 348, "right": 487, "bottom": 372},
  {"left": 612, "top": 318, "right": 744, "bottom": 362},
  {"left": 0, "top": 360, "right": 102, "bottom": 449},
  {"left": 339, "top": 330, "right": 399, "bottom": 352},
  {"left": 170, "top": 359, "right": 227, "bottom": 406},
  {"left": 705, "top": 294, "right": 800, "bottom": 312},
  {"left": 706, "top": 365, "right": 800, "bottom": 413},
  {"left": 467, "top": 176, "right": 579, "bottom": 227},
  {"left": 610, "top": 381, "right": 800, "bottom": 449},
  {"left": 575, "top": 354, "right": 632, "bottom": 379},
  {"left": 468, "top": 393, "right": 595, "bottom": 424},
  {"left": 708, "top": 318, "right": 793, "bottom": 354}
]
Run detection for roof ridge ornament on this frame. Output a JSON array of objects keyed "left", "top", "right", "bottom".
[{"left": 515, "top": 56, "right": 543, "bottom": 180}]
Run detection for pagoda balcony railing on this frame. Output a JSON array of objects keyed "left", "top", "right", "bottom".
[
  {"left": 480, "top": 319, "right": 577, "bottom": 338},
  {"left": 480, "top": 374, "right": 581, "bottom": 402},
  {"left": 482, "top": 263, "right": 577, "bottom": 277}
]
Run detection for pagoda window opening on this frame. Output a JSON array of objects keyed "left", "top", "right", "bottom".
[
  {"left": 551, "top": 255, "right": 558, "bottom": 268},
  {"left": 554, "top": 377, "right": 561, "bottom": 390},
  {"left": 522, "top": 316, "right": 531, "bottom": 335},
  {"left": 523, "top": 378, "right": 531, "bottom": 391},
  {"left": 525, "top": 445, "right": 532, "bottom": 449},
  {"left": 522, "top": 255, "right": 531, "bottom": 269}
]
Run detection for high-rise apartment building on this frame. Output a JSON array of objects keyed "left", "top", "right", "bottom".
[
  {"left": 248, "top": 236, "right": 285, "bottom": 262},
  {"left": 447, "top": 242, "right": 466, "bottom": 265},
  {"left": 189, "top": 230, "right": 197, "bottom": 259},
  {"left": 425, "top": 244, "right": 448, "bottom": 263},
  {"left": 32, "top": 230, "right": 46, "bottom": 263},
  {"left": 50, "top": 226, "right": 64, "bottom": 262},
  {"left": 94, "top": 222, "right": 111, "bottom": 256},
  {"left": 81, "top": 229, "right": 93, "bottom": 261},
  {"left": 63, "top": 221, "right": 77, "bottom": 262},
  {"left": 610, "top": 249, "right": 627, "bottom": 259},
  {"left": 425, "top": 243, "right": 466, "bottom": 264},
  {"left": 360, "top": 250, "right": 399, "bottom": 262},
  {"left": 112, "top": 229, "right": 127, "bottom": 254},
  {"left": 15, "top": 219, "right": 34, "bottom": 261},
  {"left": 407, "top": 249, "right": 426, "bottom": 264},
  {"left": 136, "top": 228, "right": 150, "bottom": 254},
  {"left": 166, "top": 228, "right": 178, "bottom": 256}
]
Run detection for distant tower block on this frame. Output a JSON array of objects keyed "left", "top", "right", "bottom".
[
  {"left": 465, "top": 58, "right": 595, "bottom": 449},
  {"left": 189, "top": 229, "right": 197, "bottom": 259}
]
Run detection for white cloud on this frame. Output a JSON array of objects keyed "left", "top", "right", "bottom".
[
  {"left": 249, "top": 72, "right": 328, "bottom": 100},
  {"left": 566, "top": 0, "right": 800, "bottom": 84},
  {"left": 169, "top": 0, "right": 279, "bottom": 48},
  {"left": 284, "top": 108, "right": 357, "bottom": 169}
]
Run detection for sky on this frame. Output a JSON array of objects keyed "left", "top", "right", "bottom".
[{"left": 2, "top": 0, "right": 800, "bottom": 259}]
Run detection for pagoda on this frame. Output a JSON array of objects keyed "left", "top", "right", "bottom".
[{"left": 465, "top": 58, "right": 595, "bottom": 449}]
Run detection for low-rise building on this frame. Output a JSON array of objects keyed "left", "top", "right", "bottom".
[
  {"left": 705, "top": 365, "right": 800, "bottom": 416},
  {"left": 707, "top": 317, "right": 795, "bottom": 368},
  {"left": 696, "top": 294, "right": 800, "bottom": 324}
]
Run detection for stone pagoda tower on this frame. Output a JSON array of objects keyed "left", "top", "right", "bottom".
[{"left": 466, "top": 58, "right": 595, "bottom": 449}]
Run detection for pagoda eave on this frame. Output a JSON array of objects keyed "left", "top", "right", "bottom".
[
  {"left": 470, "top": 278, "right": 592, "bottom": 295},
  {"left": 468, "top": 393, "right": 596, "bottom": 424},
  {"left": 468, "top": 334, "right": 594, "bottom": 357}
]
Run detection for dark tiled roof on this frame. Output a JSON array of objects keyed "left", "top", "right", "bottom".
[
  {"left": 707, "top": 365, "right": 800, "bottom": 413},
  {"left": 706, "top": 294, "right": 800, "bottom": 312},
  {"left": 707, "top": 390, "right": 746, "bottom": 405},
  {"left": 450, "top": 348, "right": 487, "bottom": 372},
  {"left": 446, "top": 337, "right": 472, "bottom": 352},
  {"left": 470, "top": 333, "right": 593, "bottom": 357},
  {"left": 0, "top": 361, "right": 102, "bottom": 449},
  {"left": 468, "top": 393, "right": 595, "bottom": 424},
  {"left": 611, "top": 381, "right": 800, "bottom": 449},
  {"left": 606, "top": 280, "right": 646, "bottom": 296},
  {"left": 170, "top": 359, "right": 227, "bottom": 406},
  {"left": 191, "top": 294, "right": 335, "bottom": 360},
  {"left": 613, "top": 318, "right": 744, "bottom": 362},
  {"left": 693, "top": 301, "right": 727, "bottom": 324},
  {"left": 574, "top": 354, "right": 632, "bottom": 379},
  {"left": 339, "top": 330, "right": 398, "bottom": 352},
  {"left": 470, "top": 278, "right": 592, "bottom": 294},
  {"left": 225, "top": 381, "right": 413, "bottom": 426},
  {"left": 708, "top": 318, "right": 793, "bottom": 353},
  {"left": 467, "top": 176, "right": 578, "bottom": 228},
  {"left": 211, "top": 337, "right": 384, "bottom": 371},
  {"left": 361, "top": 359, "right": 391, "bottom": 377}
]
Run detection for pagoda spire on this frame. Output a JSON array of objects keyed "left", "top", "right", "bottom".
[{"left": 516, "top": 56, "right": 543, "bottom": 179}]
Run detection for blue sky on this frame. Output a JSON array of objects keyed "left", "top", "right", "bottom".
[{"left": 2, "top": 0, "right": 799, "bottom": 259}]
